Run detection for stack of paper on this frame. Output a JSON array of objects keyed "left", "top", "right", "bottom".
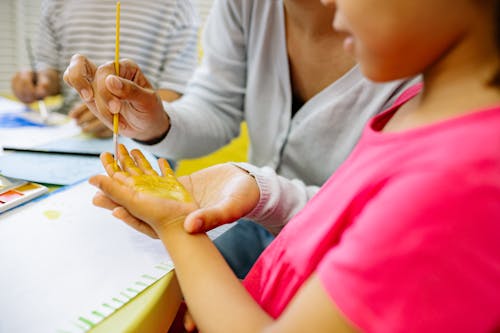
[{"left": 0, "top": 97, "right": 161, "bottom": 185}]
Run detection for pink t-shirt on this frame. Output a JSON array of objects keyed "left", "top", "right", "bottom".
[{"left": 243, "top": 85, "right": 500, "bottom": 332}]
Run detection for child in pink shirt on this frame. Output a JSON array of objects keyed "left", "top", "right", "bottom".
[
  {"left": 244, "top": 82, "right": 500, "bottom": 332},
  {"left": 88, "top": 0, "right": 500, "bottom": 332}
]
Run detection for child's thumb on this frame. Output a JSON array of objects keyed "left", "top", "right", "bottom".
[{"left": 184, "top": 207, "right": 227, "bottom": 233}]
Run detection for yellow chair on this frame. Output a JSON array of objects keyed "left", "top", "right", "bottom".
[{"left": 175, "top": 123, "right": 249, "bottom": 176}]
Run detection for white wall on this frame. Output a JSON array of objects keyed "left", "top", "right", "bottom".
[{"left": 0, "top": 0, "right": 41, "bottom": 93}]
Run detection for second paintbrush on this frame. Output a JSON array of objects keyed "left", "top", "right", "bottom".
[{"left": 26, "top": 37, "right": 50, "bottom": 124}]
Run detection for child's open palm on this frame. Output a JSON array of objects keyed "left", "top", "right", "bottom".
[
  {"left": 89, "top": 144, "right": 197, "bottom": 237},
  {"left": 89, "top": 145, "right": 260, "bottom": 238}
]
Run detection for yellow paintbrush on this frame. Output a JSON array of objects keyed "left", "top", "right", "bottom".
[{"left": 113, "top": 1, "right": 120, "bottom": 168}]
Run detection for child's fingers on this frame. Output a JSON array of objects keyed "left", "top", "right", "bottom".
[
  {"left": 92, "top": 191, "right": 120, "bottom": 211},
  {"left": 118, "top": 144, "right": 142, "bottom": 176},
  {"left": 158, "top": 158, "right": 175, "bottom": 177},
  {"left": 112, "top": 207, "right": 159, "bottom": 239},
  {"left": 183, "top": 310, "right": 197, "bottom": 332},
  {"left": 130, "top": 149, "right": 157, "bottom": 175},
  {"left": 112, "top": 171, "right": 136, "bottom": 188},
  {"left": 89, "top": 174, "right": 135, "bottom": 208},
  {"left": 101, "top": 152, "right": 121, "bottom": 175}
]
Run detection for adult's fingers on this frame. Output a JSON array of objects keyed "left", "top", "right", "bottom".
[
  {"left": 104, "top": 74, "right": 159, "bottom": 114},
  {"left": 35, "top": 73, "right": 52, "bottom": 99},
  {"left": 118, "top": 59, "right": 153, "bottom": 89},
  {"left": 95, "top": 58, "right": 155, "bottom": 116},
  {"left": 70, "top": 105, "right": 113, "bottom": 137},
  {"left": 63, "top": 54, "right": 97, "bottom": 102},
  {"left": 93, "top": 61, "right": 121, "bottom": 116},
  {"left": 93, "top": 59, "right": 153, "bottom": 115},
  {"left": 68, "top": 103, "right": 90, "bottom": 121},
  {"left": 81, "top": 118, "right": 111, "bottom": 136},
  {"left": 11, "top": 71, "right": 37, "bottom": 103},
  {"left": 94, "top": 127, "right": 113, "bottom": 138}
]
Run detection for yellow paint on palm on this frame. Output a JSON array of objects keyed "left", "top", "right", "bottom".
[{"left": 132, "top": 174, "right": 193, "bottom": 202}]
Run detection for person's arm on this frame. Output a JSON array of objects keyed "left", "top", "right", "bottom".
[
  {"left": 35, "top": 0, "right": 61, "bottom": 97},
  {"left": 89, "top": 146, "right": 358, "bottom": 333},
  {"left": 67, "top": 88, "right": 178, "bottom": 140},
  {"left": 155, "top": 0, "right": 198, "bottom": 101},
  {"left": 159, "top": 223, "right": 358, "bottom": 333},
  {"left": 63, "top": 0, "right": 248, "bottom": 159},
  {"left": 11, "top": 1, "right": 60, "bottom": 104}
]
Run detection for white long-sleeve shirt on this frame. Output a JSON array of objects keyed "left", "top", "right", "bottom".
[{"left": 143, "top": 0, "right": 415, "bottom": 229}]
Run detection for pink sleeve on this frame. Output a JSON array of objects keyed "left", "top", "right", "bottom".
[{"left": 317, "top": 169, "right": 500, "bottom": 333}]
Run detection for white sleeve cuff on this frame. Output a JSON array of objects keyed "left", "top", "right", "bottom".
[{"left": 231, "top": 162, "right": 317, "bottom": 235}]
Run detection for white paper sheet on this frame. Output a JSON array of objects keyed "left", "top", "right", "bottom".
[
  {"left": 0, "top": 181, "right": 233, "bottom": 333},
  {"left": 0, "top": 151, "right": 103, "bottom": 185},
  {"left": 0, "top": 136, "right": 162, "bottom": 186},
  {"left": 0, "top": 116, "right": 80, "bottom": 149},
  {"left": 0, "top": 96, "right": 28, "bottom": 114},
  {"left": 0, "top": 181, "right": 170, "bottom": 332}
]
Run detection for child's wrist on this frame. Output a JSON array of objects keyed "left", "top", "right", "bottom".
[{"left": 157, "top": 215, "right": 186, "bottom": 237}]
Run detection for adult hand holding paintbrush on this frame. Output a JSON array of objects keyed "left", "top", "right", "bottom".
[
  {"left": 63, "top": 56, "right": 170, "bottom": 142},
  {"left": 63, "top": 1, "right": 170, "bottom": 145}
]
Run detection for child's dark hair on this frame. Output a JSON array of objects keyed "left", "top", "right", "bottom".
[{"left": 491, "top": 0, "right": 500, "bottom": 86}]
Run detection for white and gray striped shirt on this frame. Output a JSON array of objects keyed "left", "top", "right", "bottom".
[{"left": 36, "top": 0, "right": 199, "bottom": 112}]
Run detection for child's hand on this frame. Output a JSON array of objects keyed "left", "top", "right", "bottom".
[
  {"left": 89, "top": 145, "right": 261, "bottom": 238},
  {"left": 89, "top": 144, "right": 198, "bottom": 237},
  {"left": 177, "top": 163, "right": 261, "bottom": 234}
]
